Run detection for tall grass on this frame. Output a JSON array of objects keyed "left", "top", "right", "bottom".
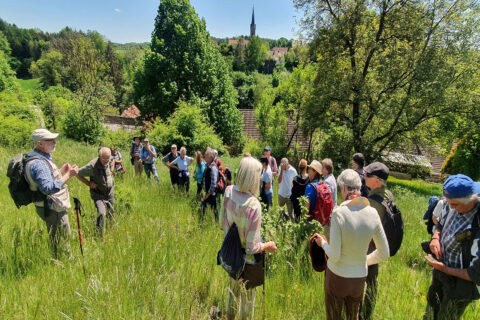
[{"left": 0, "top": 139, "right": 478, "bottom": 319}]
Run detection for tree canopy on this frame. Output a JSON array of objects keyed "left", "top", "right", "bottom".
[
  {"left": 134, "top": 0, "right": 243, "bottom": 147},
  {"left": 294, "top": 0, "right": 480, "bottom": 164}
]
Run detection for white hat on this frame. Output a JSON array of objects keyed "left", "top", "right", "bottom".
[{"left": 32, "top": 129, "right": 59, "bottom": 142}]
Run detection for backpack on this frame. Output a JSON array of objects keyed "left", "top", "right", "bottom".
[
  {"left": 6, "top": 153, "right": 46, "bottom": 209},
  {"left": 370, "top": 192, "right": 404, "bottom": 257},
  {"left": 308, "top": 182, "right": 334, "bottom": 226},
  {"left": 217, "top": 223, "right": 245, "bottom": 280},
  {"left": 217, "top": 222, "right": 265, "bottom": 289},
  {"left": 216, "top": 169, "right": 226, "bottom": 194},
  {"left": 423, "top": 196, "right": 440, "bottom": 235}
]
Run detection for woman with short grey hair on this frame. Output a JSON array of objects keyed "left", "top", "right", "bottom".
[{"left": 313, "top": 169, "right": 389, "bottom": 320}]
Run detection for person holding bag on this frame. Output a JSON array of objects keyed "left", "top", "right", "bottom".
[
  {"left": 222, "top": 156, "right": 277, "bottom": 320},
  {"left": 313, "top": 169, "right": 389, "bottom": 320}
]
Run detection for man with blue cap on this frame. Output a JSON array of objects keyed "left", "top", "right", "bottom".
[{"left": 425, "top": 174, "right": 480, "bottom": 319}]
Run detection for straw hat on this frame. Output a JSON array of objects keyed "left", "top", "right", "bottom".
[{"left": 307, "top": 160, "right": 323, "bottom": 175}]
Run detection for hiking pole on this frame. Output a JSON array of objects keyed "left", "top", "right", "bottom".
[{"left": 73, "top": 197, "right": 87, "bottom": 277}]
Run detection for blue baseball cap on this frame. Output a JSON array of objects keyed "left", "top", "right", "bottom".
[{"left": 443, "top": 174, "right": 480, "bottom": 199}]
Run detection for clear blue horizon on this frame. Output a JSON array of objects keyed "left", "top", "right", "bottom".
[{"left": 0, "top": 0, "right": 300, "bottom": 43}]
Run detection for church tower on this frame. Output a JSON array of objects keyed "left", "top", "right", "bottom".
[{"left": 250, "top": 6, "right": 256, "bottom": 37}]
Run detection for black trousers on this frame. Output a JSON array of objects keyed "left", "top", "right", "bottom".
[
  {"left": 424, "top": 269, "right": 475, "bottom": 320},
  {"left": 201, "top": 195, "right": 218, "bottom": 220}
]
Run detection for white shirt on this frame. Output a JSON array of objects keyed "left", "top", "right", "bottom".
[
  {"left": 278, "top": 165, "right": 297, "bottom": 198},
  {"left": 172, "top": 156, "right": 192, "bottom": 171},
  {"left": 323, "top": 173, "right": 338, "bottom": 207},
  {"left": 261, "top": 166, "right": 273, "bottom": 194}
]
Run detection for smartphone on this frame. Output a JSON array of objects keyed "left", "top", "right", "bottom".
[{"left": 425, "top": 255, "right": 437, "bottom": 264}]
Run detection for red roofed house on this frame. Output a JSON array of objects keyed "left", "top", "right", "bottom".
[{"left": 121, "top": 105, "right": 141, "bottom": 119}]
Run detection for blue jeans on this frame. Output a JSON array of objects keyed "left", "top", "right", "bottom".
[
  {"left": 261, "top": 191, "right": 273, "bottom": 212},
  {"left": 143, "top": 163, "right": 159, "bottom": 181}
]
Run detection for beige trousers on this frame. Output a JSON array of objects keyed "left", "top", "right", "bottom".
[{"left": 226, "top": 278, "right": 256, "bottom": 320}]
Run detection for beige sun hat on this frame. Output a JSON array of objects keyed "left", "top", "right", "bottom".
[
  {"left": 307, "top": 160, "right": 323, "bottom": 175},
  {"left": 32, "top": 129, "right": 59, "bottom": 142}
]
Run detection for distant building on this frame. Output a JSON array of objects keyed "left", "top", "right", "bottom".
[
  {"left": 240, "top": 109, "right": 311, "bottom": 151},
  {"left": 250, "top": 6, "right": 256, "bottom": 37},
  {"left": 228, "top": 39, "right": 249, "bottom": 46},
  {"left": 121, "top": 105, "right": 141, "bottom": 119},
  {"left": 268, "top": 47, "right": 289, "bottom": 61}
]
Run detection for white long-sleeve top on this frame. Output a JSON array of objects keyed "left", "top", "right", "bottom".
[{"left": 322, "top": 197, "right": 390, "bottom": 278}]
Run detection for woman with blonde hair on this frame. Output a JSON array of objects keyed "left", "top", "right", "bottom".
[{"left": 222, "top": 156, "right": 277, "bottom": 320}]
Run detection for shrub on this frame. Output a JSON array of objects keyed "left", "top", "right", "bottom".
[
  {"left": 101, "top": 129, "right": 140, "bottom": 151},
  {"left": 0, "top": 91, "right": 38, "bottom": 147},
  {"left": 63, "top": 102, "right": 105, "bottom": 144},
  {"left": 37, "top": 86, "right": 74, "bottom": 131},
  {"left": 146, "top": 101, "right": 226, "bottom": 156},
  {"left": 387, "top": 176, "right": 442, "bottom": 196},
  {"left": 442, "top": 132, "right": 480, "bottom": 180}
]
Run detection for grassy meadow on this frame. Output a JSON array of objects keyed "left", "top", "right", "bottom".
[{"left": 0, "top": 138, "right": 478, "bottom": 319}]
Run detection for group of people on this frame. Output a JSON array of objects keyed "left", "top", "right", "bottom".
[
  {"left": 19, "top": 128, "right": 480, "bottom": 320},
  {"left": 25, "top": 129, "right": 118, "bottom": 258},
  {"left": 223, "top": 150, "right": 480, "bottom": 320}
]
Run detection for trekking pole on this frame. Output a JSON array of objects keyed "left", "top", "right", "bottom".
[{"left": 73, "top": 197, "right": 87, "bottom": 277}]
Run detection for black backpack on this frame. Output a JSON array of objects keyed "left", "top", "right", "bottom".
[
  {"left": 217, "top": 223, "right": 245, "bottom": 280},
  {"left": 370, "top": 191, "right": 404, "bottom": 256},
  {"left": 423, "top": 196, "right": 440, "bottom": 235},
  {"left": 7, "top": 153, "right": 46, "bottom": 209}
]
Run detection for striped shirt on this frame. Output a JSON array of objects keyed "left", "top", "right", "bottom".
[
  {"left": 27, "top": 150, "right": 63, "bottom": 195},
  {"left": 222, "top": 185, "right": 262, "bottom": 264},
  {"left": 438, "top": 203, "right": 479, "bottom": 268}
]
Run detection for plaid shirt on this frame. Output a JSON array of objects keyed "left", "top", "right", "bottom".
[
  {"left": 222, "top": 185, "right": 262, "bottom": 264},
  {"left": 438, "top": 203, "right": 479, "bottom": 268},
  {"left": 28, "top": 150, "right": 63, "bottom": 195}
]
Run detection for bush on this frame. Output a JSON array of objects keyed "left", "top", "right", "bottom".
[
  {"left": 0, "top": 91, "right": 38, "bottom": 147},
  {"left": 388, "top": 176, "right": 442, "bottom": 196},
  {"left": 36, "top": 85, "right": 74, "bottom": 131},
  {"left": 101, "top": 129, "right": 140, "bottom": 151},
  {"left": 146, "top": 101, "right": 226, "bottom": 156},
  {"left": 63, "top": 102, "right": 105, "bottom": 144},
  {"left": 442, "top": 132, "right": 480, "bottom": 180}
]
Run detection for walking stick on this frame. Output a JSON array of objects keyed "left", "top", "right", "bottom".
[{"left": 73, "top": 197, "right": 87, "bottom": 277}]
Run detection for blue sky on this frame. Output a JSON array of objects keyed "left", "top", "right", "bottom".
[{"left": 0, "top": 0, "right": 300, "bottom": 43}]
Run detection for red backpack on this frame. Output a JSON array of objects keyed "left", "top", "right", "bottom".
[{"left": 308, "top": 182, "right": 334, "bottom": 226}]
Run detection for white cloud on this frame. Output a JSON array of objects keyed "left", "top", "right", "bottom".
[{"left": 114, "top": 8, "right": 121, "bottom": 13}]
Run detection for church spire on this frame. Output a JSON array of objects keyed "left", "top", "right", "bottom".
[{"left": 250, "top": 6, "right": 256, "bottom": 37}]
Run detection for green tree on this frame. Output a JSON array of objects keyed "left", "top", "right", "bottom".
[
  {"left": 146, "top": 101, "right": 226, "bottom": 155},
  {"left": 294, "top": 0, "right": 480, "bottom": 162},
  {"left": 105, "top": 42, "right": 123, "bottom": 107},
  {"left": 134, "top": 0, "right": 243, "bottom": 147},
  {"left": 246, "top": 36, "right": 269, "bottom": 72},
  {"left": 29, "top": 50, "right": 64, "bottom": 88},
  {"left": 0, "top": 51, "right": 17, "bottom": 92}
]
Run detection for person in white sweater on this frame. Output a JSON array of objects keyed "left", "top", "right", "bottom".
[{"left": 313, "top": 169, "right": 390, "bottom": 320}]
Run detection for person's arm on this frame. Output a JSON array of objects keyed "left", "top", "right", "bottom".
[
  {"left": 367, "top": 217, "right": 390, "bottom": 265},
  {"left": 30, "top": 160, "right": 75, "bottom": 195},
  {"left": 146, "top": 145, "right": 156, "bottom": 158},
  {"left": 320, "top": 211, "right": 341, "bottom": 262},
  {"left": 76, "top": 175, "right": 97, "bottom": 189},
  {"left": 169, "top": 158, "right": 180, "bottom": 170},
  {"left": 428, "top": 258, "right": 472, "bottom": 281},
  {"left": 429, "top": 228, "right": 443, "bottom": 259},
  {"left": 278, "top": 167, "right": 284, "bottom": 184}
]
